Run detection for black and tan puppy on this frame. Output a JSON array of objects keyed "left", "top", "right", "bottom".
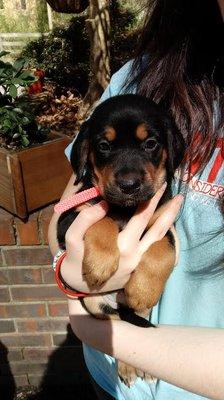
[{"left": 57, "top": 94, "right": 185, "bottom": 385}]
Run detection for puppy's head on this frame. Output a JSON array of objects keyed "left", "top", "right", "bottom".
[{"left": 71, "top": 94, "right": 185, "bottom": 207}]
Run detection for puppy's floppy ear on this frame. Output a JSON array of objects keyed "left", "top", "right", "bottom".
[
  {"left": 164, "top": 116, "right": 186, "bottom": 176},
  {"left": 70, "top": 120, "right": 90, "bottom": 184}
]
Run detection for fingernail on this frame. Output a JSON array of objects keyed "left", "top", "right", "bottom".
[
  {"left": 161, "top": 181, "right": 167, "bottom": 191},
  {"left": 175, "top": 194, "right": 184, "bottom": 205}
]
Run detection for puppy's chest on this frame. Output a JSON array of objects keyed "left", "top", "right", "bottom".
[
  {"left": 78, "top": 200, "right": 136, "bottom": 231},
  {"left": 107, "top": 205, "right": 136, "bottom": 230}
]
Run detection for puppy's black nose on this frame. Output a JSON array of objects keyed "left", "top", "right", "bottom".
[{"left": 118, "top": 178, "right": 141, "bottom": 194}]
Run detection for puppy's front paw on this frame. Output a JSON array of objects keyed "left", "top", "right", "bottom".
[
  {"left": 83, "top": 251, "right": 119, "bottom": 287},
  {"left": 83, "top": 217, "right": 119, "bottom": 288},
  {"left": 125, "top": 273, "right": 153, "bottom": 312},
  {"left": 118, "top": 361, "right": 155, "bottom": 387},
  {"left": 125, "top": 289, "right": 151, "bottom": 312},
  {"left": 118, "top": 361, "right": 138, "bottom": 387}
]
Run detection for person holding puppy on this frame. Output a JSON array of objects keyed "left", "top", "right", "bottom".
[{"left": 48, "top": 0, "right": 224, "bottom": 399}]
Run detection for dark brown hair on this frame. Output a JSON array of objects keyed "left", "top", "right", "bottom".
[{"left": 125, "top": 0, "right": 224, "bottom": 175}]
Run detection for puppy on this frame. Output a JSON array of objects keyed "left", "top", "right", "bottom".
[{"left": 57, "top": 94, "right": 185, "bottom": 386}]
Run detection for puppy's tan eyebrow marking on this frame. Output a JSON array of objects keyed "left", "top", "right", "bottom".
[
  {"left": 136, "top": 123, "right": 149, "bottom": 140},
  {"left": 105, "top": 126, "right": 116, "bottom": 141}
]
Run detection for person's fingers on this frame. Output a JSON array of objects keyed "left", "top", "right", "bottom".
[
  {"left": 138, "top": 194, "right": 183, "bottom": 254},
  {"left": 65, "top": 201, "right": 108, "bottom": 248},
  {"left": 118, "top": 182, "right": 167, "bottom": 253}
]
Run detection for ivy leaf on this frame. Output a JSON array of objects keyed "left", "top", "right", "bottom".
[
  {"left": 21, "top": 135, "right": 30, "bottom": 147},
  {"left": 19, "top": 71, "right": 35, "bottom": 80},
  {"left": 11, "top": 77, "right": 24, "bottom": 85},
  {"left": 0, "top": 51, "right": 9, "bottom": 58},
  {"left": 22, "top": 116, "right": 30, "bottom": 124},
  {"left": 13, "top": 58, "right": 25, "bottom": 75},
  {"left": 8, "top": 84, "right": 17, "bottom": 99},
  {"left": 3, "top": 120, "right": 12, "bottom": 129},
  {"left": 13, "top": 108, "right": 23, "bottom": 114}
]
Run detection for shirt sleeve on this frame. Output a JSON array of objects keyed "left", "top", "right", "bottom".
[{"left": 64, "top": 60, "right": 135, "bottom": 161}]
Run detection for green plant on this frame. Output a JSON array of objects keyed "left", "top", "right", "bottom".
[
  {"left": 0, "top": 51, "right": 49, "bottom": 149},
  {"left": 0, "top": 51, "right": 36, "bottom": 104},
  {"left": 21, "top": 3, "right": 140, "bottom": 93},
  {"left": 110, "top": 1, "right": 140, "bottom": 74},
  {"left": 0, "top": 105, "right": 48, "bottom": 148},
  {"left": 21, "top": 17, "right": 90, "bottom": 94}
]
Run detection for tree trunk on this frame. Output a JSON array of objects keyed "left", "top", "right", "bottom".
[{"left": 81, "top": 0, "right": 110, "bottom": 116}]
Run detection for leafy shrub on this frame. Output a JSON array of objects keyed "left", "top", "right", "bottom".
[
  {"left": 110, "top": 1, "right": 140, "bottom": 74},
  {"left": 0, "top": 105, "right": 48, "bottom": 148},
  {"left": 0, "top": 52, "right": 49, "bottom": 149},
  {"left": 21, "top": 3, "right": 139, "bottom": 93},
  {"left": 0, "top": 51, "right": 36, "bottom": 104},
  {"left": 21, "top": 16, "right": 90, "bottom": 94}
]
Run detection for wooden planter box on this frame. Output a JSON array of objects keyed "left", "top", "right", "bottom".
[{"left": 0, "top": 133, "right": 73, "bottom": 219}]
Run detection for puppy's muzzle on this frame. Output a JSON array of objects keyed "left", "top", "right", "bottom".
[
  {"left": 117, "top": 177, "right": 141, "bottom": 194},
  {"left": 104, "top": 167, "right": 154, "bottom": 206}
]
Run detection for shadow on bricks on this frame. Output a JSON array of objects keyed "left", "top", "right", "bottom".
[
  {"left": 27, "top": 324, "right": 98, "bottom": 400},
  {"left": 0, "top": 341, "right": 16, "bottom": 400}
]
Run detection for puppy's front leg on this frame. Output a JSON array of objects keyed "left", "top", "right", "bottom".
[
  {"left": 83, "top": 216, "right": 119, "bottom": 288},
  {"left": 125, "top": 234, "right": 176, "bottom": 312}
]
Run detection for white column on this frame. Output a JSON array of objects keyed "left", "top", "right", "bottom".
[{"left": 47, "top": 3, "right": 53, "bottom": 31}]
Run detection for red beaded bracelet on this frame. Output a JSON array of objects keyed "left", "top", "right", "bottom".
[{"left": 54, "top": 251, "right": 89, "bottom": 299}]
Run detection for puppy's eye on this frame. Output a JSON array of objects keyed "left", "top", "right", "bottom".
[
  {"left": 98, "top": 140, "right": 111, "bottom": 152},
  {"left": 143, "top": 138, "right": 158, "bottom": 152}
]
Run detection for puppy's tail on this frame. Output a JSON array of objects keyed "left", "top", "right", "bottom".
[
  {"left": 118, "top": 305, "right": 155, "bottom": 328},
  {"left": 80, "top": 298, "right": 155, "bottom": 328}
]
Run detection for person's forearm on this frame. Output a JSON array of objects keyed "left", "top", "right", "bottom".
[
  {"left": 115, "top": 324, "right": 224, "bottom": 400},
  {"left": 69, "top": 299, "right": 224, "bottom": 400}
]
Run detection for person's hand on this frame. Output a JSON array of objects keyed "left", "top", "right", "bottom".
[{"left": 60, "top": 183, "right": 183, "bottom": 294}]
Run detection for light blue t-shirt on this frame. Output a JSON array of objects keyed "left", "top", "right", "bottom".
[{"left": 66, "top": 61, "right": 224, "bottom": 400}]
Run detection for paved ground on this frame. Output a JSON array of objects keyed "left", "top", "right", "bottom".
[{"left": 13, "top": 384, "right": 97, "bottom": 400}]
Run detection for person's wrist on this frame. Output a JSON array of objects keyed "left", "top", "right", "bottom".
[
  {"left": 60, "top": 255, "right": 91, "bottom": 294},
  {"left": 53, "top": 251, "right": 89, "bottom": 298},
  {"left": 52, "top": 249, "right": 66, "bottom": 271}
]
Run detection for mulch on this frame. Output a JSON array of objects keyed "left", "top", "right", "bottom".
[{"left": 33, "top": 82, "right": 83, "bottom": 136}]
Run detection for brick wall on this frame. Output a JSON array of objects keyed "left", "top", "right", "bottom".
[{"left": 0, "top": 206, "right": 91, "bottom": 394}]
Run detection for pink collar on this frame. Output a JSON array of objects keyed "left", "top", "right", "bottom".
[{"left": 54, "top": 187, "right": 101, "bottom": 214}]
